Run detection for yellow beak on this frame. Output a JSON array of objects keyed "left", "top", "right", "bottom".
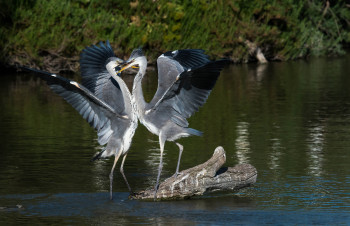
[{"left": 117, "top": 59, "right": 137, "bottom": 73}]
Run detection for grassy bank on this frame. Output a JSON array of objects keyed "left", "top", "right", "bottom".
[{"left": 1, "top": 0, "right": 349, "bottom": 72}]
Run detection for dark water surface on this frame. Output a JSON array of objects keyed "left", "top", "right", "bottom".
[{"left": 1, "top": 54, "right": 350, "bottom": 224}]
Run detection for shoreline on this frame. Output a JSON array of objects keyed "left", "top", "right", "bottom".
[{"left": 1, "top": 1, "right": 348, "bottom": 73}]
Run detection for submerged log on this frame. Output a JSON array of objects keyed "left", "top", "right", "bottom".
[{"left": 131, "top": 146, "right": 257, "bottom": 200}]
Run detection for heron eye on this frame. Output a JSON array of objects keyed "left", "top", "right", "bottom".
[{"left": 115, "top": 66, "right": 121, "bottom": 72}]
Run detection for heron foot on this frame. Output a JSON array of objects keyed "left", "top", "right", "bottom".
[
  {"left": 128, "top": 189, "right": 135, "bottom": 197},
  {"left": 153, "top": 184, "right": 159, "bottom": 201},
  {"left": 172, "top": 172, "right": 183, "bottom": 179}
]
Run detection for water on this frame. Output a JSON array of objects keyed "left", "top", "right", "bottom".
[{"left": 1, "top": 54, "right": 350, "bottom": 224}]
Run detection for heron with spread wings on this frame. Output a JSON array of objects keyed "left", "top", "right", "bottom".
[
  {"left": 117, "top": 48, "right": 228, "bottom": 199},
  {"left": 22, "top": 41, "right": 138, "bottom": 200}
]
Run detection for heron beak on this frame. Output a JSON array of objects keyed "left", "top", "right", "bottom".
[{"left": 117, "top": 59, "right": 136, "bottom": 73}]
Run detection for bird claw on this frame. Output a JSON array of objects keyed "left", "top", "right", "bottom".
[
  {"left": 128, "top": 191, "right": 135, "bottom": 198},
  {"left": 153, "top": 183, "right": 160, "bottom": 201}
]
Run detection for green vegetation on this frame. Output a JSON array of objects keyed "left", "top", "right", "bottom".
[{"left": 0, "top": 0, "right": 349, "bottom": 71}]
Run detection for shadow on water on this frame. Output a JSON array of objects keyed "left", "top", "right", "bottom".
[{"left": 1, "top": 54, "right": 350, "bottom": 224}]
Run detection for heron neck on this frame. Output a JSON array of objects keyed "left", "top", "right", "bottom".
[
  {"left": 132, "top": 59, "right": 147, "bottom": 114},
  {"left": 110, "top": 73, "right": 133, "bottom": 115}
]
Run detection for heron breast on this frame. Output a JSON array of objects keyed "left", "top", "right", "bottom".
[
  {"left": 141, "top": 118, "right": 159, "bottom": 135},
  {"left": 122, "top": 114, "right": 138, "bottom": 154}
]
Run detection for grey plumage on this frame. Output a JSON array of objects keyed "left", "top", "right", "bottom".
[
  {"left": 80, "top": 40, "right": 127, "bottom": 123},
  {"left": 116, "top": 48, "right": 228, "bottom": 199},
  {"left": 22, "top": 41, "right": 138, "bottom": 200}
]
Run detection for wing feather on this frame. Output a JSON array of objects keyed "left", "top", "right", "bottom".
[
  {"left": 22, "top": 67, "right": 128, "bottom": 146},
  {"left": 151, "top": 59, "right": 228, "bottom": 127},
  {"left": 80, "top": 41, "right": 127, "bottom": 115},
  {"left": 149, "top": 49, "right": 211, "bottom": 107}
]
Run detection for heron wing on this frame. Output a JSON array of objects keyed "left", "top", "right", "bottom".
[
  {"left": 149, "top": 49, "right": 211, "bottom": 107},
  {"left": 23, "top": 67, "right": 128, "bottom": 146},
  {"left": 80, "top": 40, "right": 126, "bottom": 115},
  {"left": 150, "top": 60, "right": 228, "bottom": 127}
]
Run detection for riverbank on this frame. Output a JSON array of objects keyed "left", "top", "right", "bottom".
[{"left": 1, "top": 1, "right": 349, "bottom": 73}]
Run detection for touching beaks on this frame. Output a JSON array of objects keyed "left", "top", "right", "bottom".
[{"left": 116, "top": 59, "right": 136, "bottom": 74}]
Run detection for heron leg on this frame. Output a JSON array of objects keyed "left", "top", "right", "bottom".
[
  {"left": 120, "top": 153, "right": 133, "bottom": 195},
  {"left": 174, "top": 142, "right": 183, "bottom": 178},
  {"left": 154, "top": 134, "right": 165, "bottom": 200},
  {"left": 109, "top": 151, "right": 122, "bottom": 200}
]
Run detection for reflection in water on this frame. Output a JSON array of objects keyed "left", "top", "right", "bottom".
[
  {"left": 2, "top": 54, "right": 350, "bottom": 224},
  {"left": 145, "top": 147, "right": 167, "bottom": 174},
  {"left": 92, "top": 159, "right": 109, "bottom": 192},
  {"left": 306, "top": 122, "right": 325, "bottom": 177},
  {"left": 268, "top": 137, "right": 283, "bottom": 170},
  {"left": 91, "top": 146, "right": 110, "bottom": 192},
  {"left": 235, "top": 121, "right": 250, "bottom": 164},
  {"left": 246, "top": 64, "right": 267, "bottom": 82},
  {"left": 255, "top": 64, "right": 268, "bottom": 82}
]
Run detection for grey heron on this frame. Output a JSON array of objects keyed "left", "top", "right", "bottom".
[
  {"left": 117, "top": 48, "right": 228, "bottom": 199},
  {"left": 22, "top": 41, "right": 138, "bottom": 200}
]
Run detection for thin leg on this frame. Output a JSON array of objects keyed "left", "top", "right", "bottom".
[
  {"left": 120, "top": 153, "right": 133, "bottom": 195},
  {"left": 109, "top": 151, "right": 122, "bottom": 200},
  {"left": 154, "top": 134, "right": 165, "bottom": 200},
  {"left": 174, "top": 142, "right": 183, "bottom": 178}
]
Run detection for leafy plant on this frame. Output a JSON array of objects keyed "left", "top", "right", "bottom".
[{"left": 1, "top": 0, "right": 349, "bottom": 71}]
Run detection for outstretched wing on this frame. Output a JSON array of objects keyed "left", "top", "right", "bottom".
[
  {"left": 22, "top": 67, "right": 128, "bottom": 146},
  {"left": 80, "top": 40, "right": 126, "bottom": 115},
  {"left": 149, "top": 49, "right": 211, "bottom": 107},
  {"left": 150, "top": 60, "right": 228, "bottom": 127}
]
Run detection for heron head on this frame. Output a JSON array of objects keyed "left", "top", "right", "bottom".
[
  {"left": 116, "top": 48, "right": 146, "bottom": 74},
  {"left": 106, "top": 57, "right": 125, "bottom": 76}
]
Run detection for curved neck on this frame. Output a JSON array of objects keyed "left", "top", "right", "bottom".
[
  {"left": 132, "top": 56, "right": 147, "bottom": 114},
  {"left": 110, "top": 73, "right": 133, "bottom": 115}
]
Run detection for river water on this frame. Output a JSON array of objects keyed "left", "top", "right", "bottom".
[{"left": 1, "top": 54, "right": 350, "bottom": 224}]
